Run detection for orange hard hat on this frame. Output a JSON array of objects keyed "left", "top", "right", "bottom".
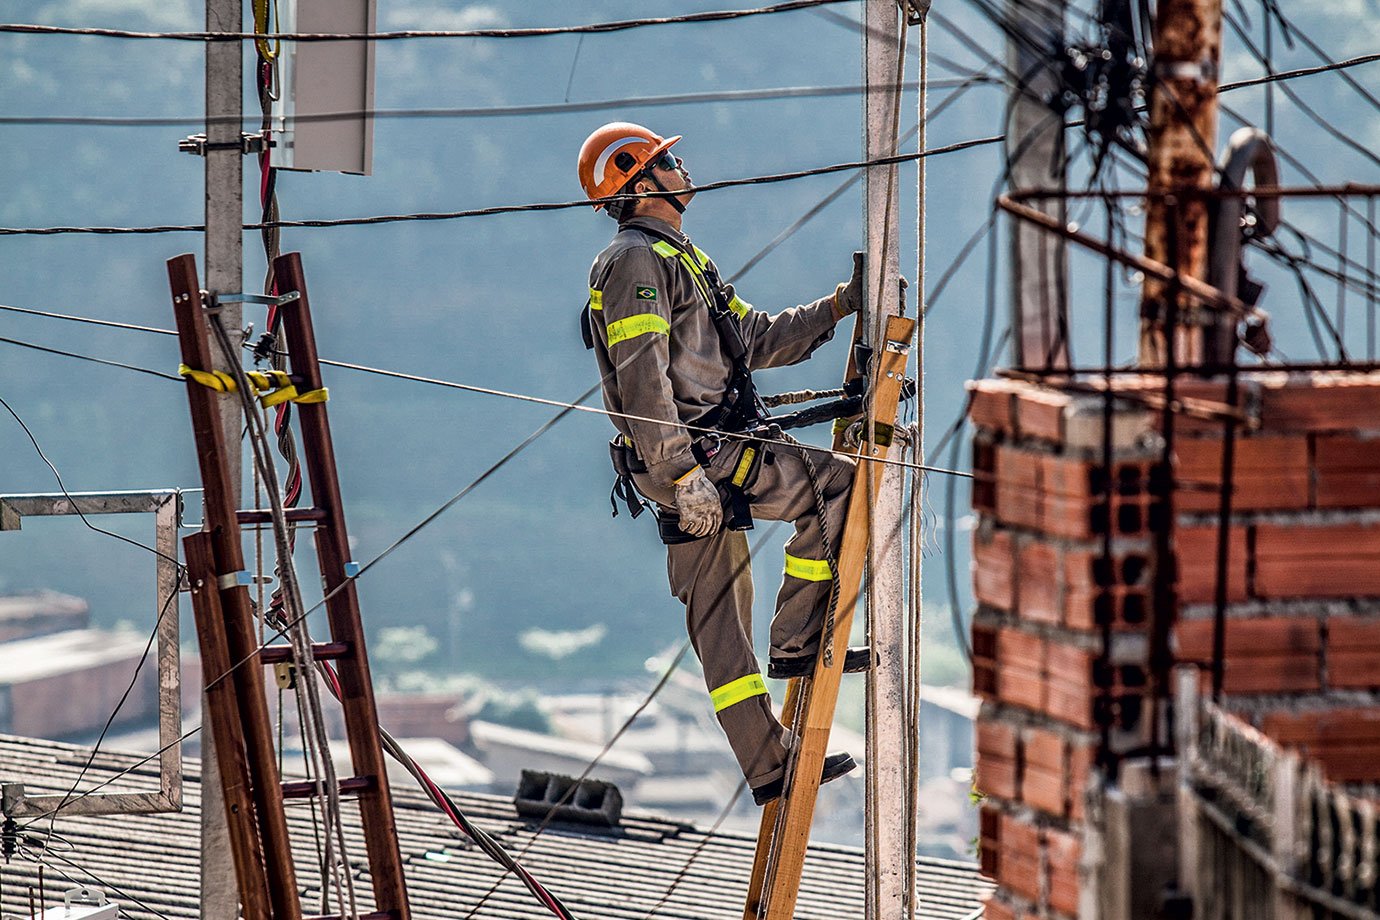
[{"left": 577, "top": 122, "right": 681, "bottom": 209}]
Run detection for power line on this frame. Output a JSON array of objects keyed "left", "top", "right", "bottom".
[
  {"left": 0, "top": 134, "right": 1006, "bottom": 236},
  {"left": 0, "top": 0, "right": 852, "bottom": 41},
  {"left": 1217, "top": 50, "right": 1380, "bottom": 94},
  {"left": 0, "top": 334, "right": 180, "bottom": 379},
  {"left": 0, "top": 76, "right": 998, "bottom": 128}
]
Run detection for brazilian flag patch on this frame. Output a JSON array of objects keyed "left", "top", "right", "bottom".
[{"left": 635, "top": 285, "right": 658, "bottom": 301}]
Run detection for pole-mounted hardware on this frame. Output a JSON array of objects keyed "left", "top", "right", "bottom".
[{"left": 179, "top": 131, "right": 273, "bottom": 156}]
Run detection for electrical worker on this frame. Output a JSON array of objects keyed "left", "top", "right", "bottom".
[{"left": 578, "top": 122, "right": 870, "bottom": 805}]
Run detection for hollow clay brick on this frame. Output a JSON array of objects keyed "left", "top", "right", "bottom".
[
  {"left": 974, "top": 530, "right": 1016, "bottom": 611},
  {"left": 1045, "top": 829, "right": 1082, "bottom": 916},
  {"left": 1017, "top": 539, "right": 1061, "bottom": 625}
]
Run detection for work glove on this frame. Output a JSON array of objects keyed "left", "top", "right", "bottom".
[
  {"left": 834, "top": 251, "right": 865, "bottom": 317},
  {"left": 674, "top": 466, "right": 723, "bottom": 537}
]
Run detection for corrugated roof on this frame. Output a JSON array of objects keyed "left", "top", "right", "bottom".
[{"left": 0, "top": 734, "right": 991, "bottom": 919}]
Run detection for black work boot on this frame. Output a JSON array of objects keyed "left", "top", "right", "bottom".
[
  {"left": 767, "top": 647, "right": 874, "bottom": 680},
  {"left": 751, "top": 751, "right": 857, "bottom": 806}
]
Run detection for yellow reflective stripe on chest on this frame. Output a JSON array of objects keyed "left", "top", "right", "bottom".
[
  {"left": 606, "top": 312, "right": 670, "bottom": 347},
  {"left": 589, "top": 288, "right": 603, "bottom": 311},
  {"left": 710, "top": 673, "right": 768, "bottom": 712},
  {"left": 784, "top": 553, "right": 833, "bottom": 581}
]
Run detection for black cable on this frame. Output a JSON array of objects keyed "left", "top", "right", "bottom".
[
  {"left": 1222, "top": 10, "right": 1380, "bottom": 171},
  {"left": 37, "top": 570, "right": 183, "bottom": 842},
  {"left": 0, "top": 335, "right": 180, "bottom": 380},
  {"left": 0, "top": 302, "right": 176, "bottom": 334},
  {"left": 0, "top": 134, "right": 1007, "bottom": 236},
  {"left": 0, "top": 76, "right": 997, "bottom": 128},
  {"left": 0, "top": 392, "right": 183, "bottom": 568},
  {"left": 0, "top": 0, "right": 854, "bottom": 41}
]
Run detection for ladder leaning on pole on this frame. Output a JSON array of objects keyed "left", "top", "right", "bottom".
[
  {"left": 743, "top": 314, "right": 916, "bottom": 920},
  {"left": 168, "top": 251, "right": 411, "bottom": 920}
]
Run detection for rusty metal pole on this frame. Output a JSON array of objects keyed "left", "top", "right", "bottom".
[{"left": 1138, "top": 0, "right": 1224, "bottom": 367}]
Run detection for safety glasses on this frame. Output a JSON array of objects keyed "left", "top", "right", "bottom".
[{"left": 648, "top": 150, "right": 680, "bottom": 173}]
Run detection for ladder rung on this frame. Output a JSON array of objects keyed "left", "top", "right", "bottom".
[
  {"left": 281, "top": 775, "right": 375, "bottom": 800},
  {"left": 259, "top": 641, "right": 351, "bottom": 664},
  {"left": 236, "top": 507, "right": 329, "bottom": 525}
]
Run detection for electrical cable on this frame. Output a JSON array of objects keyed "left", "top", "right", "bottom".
[
  {"left": 0, "top": 392, "right": 184, "bottom": 569},
  {"left": 0, "top": 76, "right": 997, "bottom": 128},
  {"left": 36, "top": 570, "right": 184, "bottom": 846},
  {"left": 0, "top": 335, "right": 180, "bottom": 380},
  {"left": 0, "top": 135, "right": 1007, "bottom": 236},
  {"left": 0, "top": 0, "right": 855, "bottom": 41}
]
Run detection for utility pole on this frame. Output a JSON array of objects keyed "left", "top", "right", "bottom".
[
  {"left": 862, "top": 1, "right": 913, "bottom": 917},
  {"left": 1138, "top": 0, "right": 1223, "bottom": 365},
  {"left": 1007, "top": 0, "right": 1071, "bottom": 369},
  {"left": 201, "top": 0, "right": 244, "bottom": 917}
]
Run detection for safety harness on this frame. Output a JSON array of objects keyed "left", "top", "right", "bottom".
[{"left": 583, "top": 224, "right": 766, "bottom": 542}]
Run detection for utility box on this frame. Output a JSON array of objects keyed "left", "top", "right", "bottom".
[
  {"left": 271, "top": 0, "right": 376, "bottom": 175},
  {"left": 39, "top": 888, "right": 118, "bottom": 919}
]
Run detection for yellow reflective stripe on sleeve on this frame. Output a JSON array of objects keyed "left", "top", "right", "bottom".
[
  {"left": 589, "top": 288, "right": 603, "bottom": 311},
  {"left": 731, "top": 447, "right": 757, "bottom": 487},
  {"left": 784, "top": 553, "right": 833, "bottom": 582},
  {"left": 651, "top": 240, "right": 680, "bottom": 258},
  {"left": 606, "top": 313, "right": 670, "bottom": 347},
  {"left": 711, "top": 673, "right": 768, "bottom": 712},
  {"left": 727, "top": 295, "right": 750, "bottom": 318}
]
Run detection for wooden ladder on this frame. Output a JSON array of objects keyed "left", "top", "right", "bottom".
[
  {"left": 743, "top": 314, "right": 916, "bottom": 920},
  {"left": 169, "top": 252, "right": 410, "bottom": 920}
]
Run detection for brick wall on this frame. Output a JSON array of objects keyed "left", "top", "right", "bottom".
[{"left": 968, "top": 370, "right": 1380, "bottom": 918}]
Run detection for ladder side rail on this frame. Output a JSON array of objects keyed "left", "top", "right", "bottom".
[
  {"left": 272, "top": 252, "right": 412, "bottom": 918},
  {"left": 169, "top": 255, "right": 303, "bottom": 920},
  {"left": 758, "top": 315, "right": 916, "bottom": 920},
  {"left": 185, "top": 531, "right": 275, "bottom": 920},
  {"left": 743, "top": 312, "right": 870, "bottom": 919}
]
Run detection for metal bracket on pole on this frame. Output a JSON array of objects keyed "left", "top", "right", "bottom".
[
  {"left": 205, "top": 291, "right": 301, "bottom": 308},
  {"left": 178, "top": 131, "right": 272, "bottom": 156},
  {"left": 0, "top": 490, "right": 183, "bottom": 818}
]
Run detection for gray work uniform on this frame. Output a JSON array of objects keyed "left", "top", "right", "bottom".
[{"left": 587, "top": 215, "right": 855, "bottom": 788}]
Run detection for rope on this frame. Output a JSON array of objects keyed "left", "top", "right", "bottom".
[{"left": 760, "top": 386, "right": 847, "bottom": 407}]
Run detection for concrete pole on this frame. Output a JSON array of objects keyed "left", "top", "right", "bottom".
[
  {"left": 862, "top": 2, "right": 911, "bottom": 917},
  {"left": 1006, "top": 0, "right": 1070, "bottom": 370},
  {"left": 1138, "top": 0, "right": 1223, "bottom": 366},
  {"left": 202, "top": 0, "right": 244, "bottom": 917}
]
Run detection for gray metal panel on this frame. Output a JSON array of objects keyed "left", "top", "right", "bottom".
[{"left": 273, "top": 0, "right": 376, "bottom": 175}]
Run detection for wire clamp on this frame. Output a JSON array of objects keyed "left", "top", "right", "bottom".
[
  {"left": 897, "top": 0, "right": 930, "bottom": 24},
  {"left": 217, "top": 570, "right": 252, "bottom": 590},
  {"left": 178, "top": 131, "right": 273, "bottom": 157}
]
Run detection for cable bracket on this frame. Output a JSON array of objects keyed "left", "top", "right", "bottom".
[
  {"left": 205, "top": 290, "right": 301, "bottom": 308},
  {"left": 897, "top": 0, "right": 930, "bottom": 24},
  {"left": 178, "top": 131, "right": 272, "bottom": 156}
]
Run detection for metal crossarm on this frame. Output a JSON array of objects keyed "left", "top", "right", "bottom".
[{"left": 743, "top": 314, "right": 915, "bottom": 920}]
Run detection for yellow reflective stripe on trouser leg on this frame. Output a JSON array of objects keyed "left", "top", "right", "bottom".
[
  {"left": 606, "top": 313, "right": 670, "bottom": 347},
  {"left": 784, "top": 553, "right": 833, "bottom": 582},
  {"left": 710, "top": 673, "right": 768, "bottom": 713}
]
